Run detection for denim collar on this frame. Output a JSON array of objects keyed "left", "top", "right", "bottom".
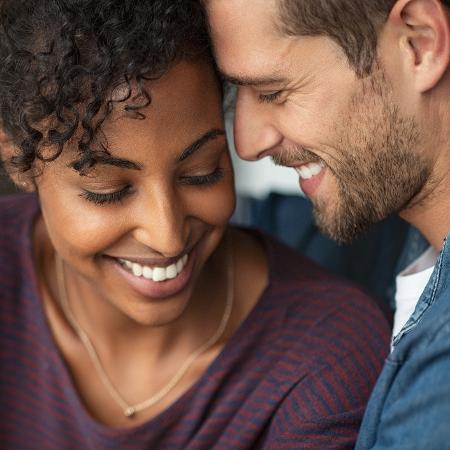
[{"left": 392, "top": 230, "right": 450, "bottom": 349}]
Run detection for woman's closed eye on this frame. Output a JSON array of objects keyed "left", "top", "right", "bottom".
[
  {"left": 179, "top": 167, "right": 225, "bottom": 186},
  {"left": 79, "top": 185, "right": 133, "bottom": 205},
  {"left": 79, "top": 167, "right": 225, "bottom": 206}
]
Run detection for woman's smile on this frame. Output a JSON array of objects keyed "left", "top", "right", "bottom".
[{"left": 104, "top": 244, "right": 197, "bottom": 300}]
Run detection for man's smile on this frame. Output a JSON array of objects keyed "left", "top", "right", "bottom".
[{"left": 295, "top": 161, "right": 325, "bottom": 180}]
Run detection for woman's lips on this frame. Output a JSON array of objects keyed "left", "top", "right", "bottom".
[{"left": 106, "top": 247, "right": 197, "bottom": 300}]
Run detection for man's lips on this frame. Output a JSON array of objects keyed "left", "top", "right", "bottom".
[
  {"left": 282, "top": 158, "right": 324, "bottom": 168},
  {"left": 279, "top": 159, "right": 327, "bottom": 196}
]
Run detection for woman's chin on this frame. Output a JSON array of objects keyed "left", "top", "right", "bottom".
[{"left": 121, "top": 294, "right": 193, "bottom": 327}]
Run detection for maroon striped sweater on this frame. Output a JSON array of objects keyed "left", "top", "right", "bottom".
[{"left": 0, "top": 194, "right": 390, "bottom": 449}]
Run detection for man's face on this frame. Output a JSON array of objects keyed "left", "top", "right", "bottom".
[{"left": 206, "top": 0, "right": 431, "bottom": 243}]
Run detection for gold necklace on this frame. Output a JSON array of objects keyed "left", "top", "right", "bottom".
[{"left": 55, "top": 236, "right": 233, "bottom": 418}]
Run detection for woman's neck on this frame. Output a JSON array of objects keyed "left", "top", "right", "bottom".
[{"left": 63, "top": 249, "right": 229, "bottom": 363}]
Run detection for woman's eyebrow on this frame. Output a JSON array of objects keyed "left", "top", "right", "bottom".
[
  {"left": 178, "top": 129, "right": 225, "bottom": 162},
  {"left": 71, "top": 154, "right": 143, "bottom": 171},
  {"left": 95, "top": 155, "right": 143, "bottom": 170}
]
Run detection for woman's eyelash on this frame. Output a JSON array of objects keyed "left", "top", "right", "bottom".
[
  {"left": 79, "top": 186, "right": 132, "bottom": 205},
  {"left": 258, "top": 91, "right": 282, "bottom": 104},
  {"left": 79, "top": 168, "right": 225, "bottom": 205},
  {"left": 180, "top": 168, "right": 225, "bottom": 186}
]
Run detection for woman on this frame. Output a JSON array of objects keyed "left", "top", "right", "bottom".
[{"left": 0, "top": 0, "right": 390, "bottom": 448}]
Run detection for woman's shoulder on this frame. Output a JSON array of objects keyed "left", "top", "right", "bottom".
[
  {"left": 238, "top": 227, "right": 391, "bottom": 349},
  {"left": 0, "top": 193, "right": 38, "bottom": 290},
  {"left": 244, "top": 227, "right": 384, "bottom": 307},
  {"left": 217, "top": 228, "right": 391, "bottom": 449},
  {"left": 0, "top": 193, "right": 38, "bottom": 226}
]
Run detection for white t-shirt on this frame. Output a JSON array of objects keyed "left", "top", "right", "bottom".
[{"left": 393, "top": 247, "right": 439, "bottom": 338}]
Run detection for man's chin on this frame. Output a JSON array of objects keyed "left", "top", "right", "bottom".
[{"left": 313, "top": 205, "right": 372, "bottom": 245}]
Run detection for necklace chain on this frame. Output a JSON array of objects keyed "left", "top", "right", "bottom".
[{"left": 55, "top": 235, "right": 233, "bottom": 418}]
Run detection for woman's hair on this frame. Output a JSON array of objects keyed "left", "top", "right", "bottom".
[{"left": 0, "top": 0, "right": 212, "bottom": 173}]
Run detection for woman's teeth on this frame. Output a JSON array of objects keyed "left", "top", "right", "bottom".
[
  {"left": 118, "top": 254, "right": 188, "bottom": 282},
  {"left": 296, "top": 161, "right": 325, "bottom": 180}
]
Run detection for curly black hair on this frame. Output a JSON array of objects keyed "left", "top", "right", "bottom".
[{"left": 0, "top": 0, "right": 212, "bottom": 174}]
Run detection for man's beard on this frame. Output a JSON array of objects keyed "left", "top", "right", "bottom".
[{"left": 275, "top": 67, "right": 431, "bottom": 244}]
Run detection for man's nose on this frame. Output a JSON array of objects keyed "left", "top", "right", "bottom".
[
  {"left": 233, "top": 87, "right": 283, "bottom": 161},
  {"left": 132, "top": 187, "right": 187, "bottom": 258}
]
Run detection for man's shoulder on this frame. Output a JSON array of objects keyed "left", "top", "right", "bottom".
[{"left": 357, "top": 282, "right": 450, "bottom": 449}]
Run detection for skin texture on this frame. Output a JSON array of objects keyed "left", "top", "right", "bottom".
[
  {"left": 206, "top": 0, "right": 450, "bottom": 248},
  {"left": 3, "top": 61, "right": 268, "bottom": 427}
]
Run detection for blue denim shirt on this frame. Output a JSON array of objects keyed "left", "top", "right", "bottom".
[{"left": 356, "top": 231, "right": 450, "bottom": 449}]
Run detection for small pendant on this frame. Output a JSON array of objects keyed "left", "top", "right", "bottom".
[{"left": 124, "top": 406, "right": 136, "bottom": 418}]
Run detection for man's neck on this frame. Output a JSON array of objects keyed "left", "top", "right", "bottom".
[{"left": 400, "top": 160, "right": 450, "bottom": 251}]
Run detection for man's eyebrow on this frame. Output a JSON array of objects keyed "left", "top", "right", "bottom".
[
  {"left": 179, "top": 129, "right": 225, "bottom": 162},
  {"left": 220, "top": 71, "right": 288, "bottom": 87}
]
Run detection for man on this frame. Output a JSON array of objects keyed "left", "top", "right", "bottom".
[{"left": 205, "top": 0, "right": 450, "bottom": 448}]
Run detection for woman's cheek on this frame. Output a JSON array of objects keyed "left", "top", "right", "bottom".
[
  {"left": 186, "top": 177, "right": 236, "bottom": 227},
  {"left": 43, "top": 199, "right": 126, "bottom": 259}
]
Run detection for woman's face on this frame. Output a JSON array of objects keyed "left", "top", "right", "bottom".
[{"left": 35, "top": 60, "right": 235, "bottom": 326}]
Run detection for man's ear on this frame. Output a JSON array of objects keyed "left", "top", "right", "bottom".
[
  {"left": 389, "top": 0, "right": 450, "bottom": 92},
  {"left": 0, "top": 129, "right": 35, "bottom": 192}
]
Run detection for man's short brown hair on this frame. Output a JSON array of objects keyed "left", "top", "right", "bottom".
[{"left": 278, "top": 0, "right": 450, "bottom": 76}]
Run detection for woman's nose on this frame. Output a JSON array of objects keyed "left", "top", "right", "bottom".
[{"left": 131, "top": 187, "right": 188, "bottom": 258}]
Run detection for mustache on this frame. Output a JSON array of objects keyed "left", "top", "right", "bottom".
[{"left": 271, "top": 144, "right": 322, "bottom": 167}]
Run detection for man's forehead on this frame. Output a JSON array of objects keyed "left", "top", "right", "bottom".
[
  {"left": 205, "top": 0, "right": 278, "bottom": 14},
  {"left": 206, "top": 0, "right": 293, "bottom": 82},
  {"left": 206, "top": 0, "right": 281, "bottom": 41},
  {"left": 215, "top": 46, "right": 294, "bottom": 89}
]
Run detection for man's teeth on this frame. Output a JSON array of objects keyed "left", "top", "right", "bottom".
[
  {"left": 119, "top": 254, "right": 188, "bottom": 282},
  {"left": 296, "top": 161, "right": 325, "bottom": 180}
]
